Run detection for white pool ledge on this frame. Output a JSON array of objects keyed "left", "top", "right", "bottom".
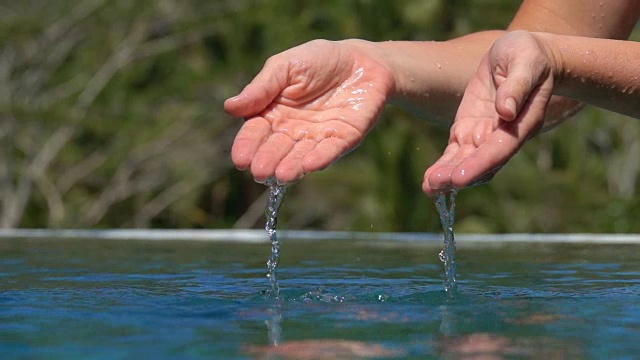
[{"left": 1, "top": 229, "right": 640, "bottom": 245}]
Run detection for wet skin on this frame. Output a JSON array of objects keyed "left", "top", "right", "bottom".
[{"left": 225, "top": 40, "right": 394, "bottom": 184}]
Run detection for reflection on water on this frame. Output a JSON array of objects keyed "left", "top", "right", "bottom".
[
  {"left": 438, "top": 304, "right": 455, "bottom": 336},
  {"left": 257, "top": 295, "right": 587, "bottom": 359},
  {"left": 1, "top": 239, "right": 640, "bottom": 358},
  {"left": 246, "top": 338, "right": 404, "bottom": 359},
  {"left": 265, "top": 304, "right": 282, "bottom": 346}
]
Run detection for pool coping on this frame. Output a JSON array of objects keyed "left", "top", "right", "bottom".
[{"left": 1, "top": 229, "right": 640, "bottom": 245}]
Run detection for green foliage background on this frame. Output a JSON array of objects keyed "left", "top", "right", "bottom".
[{"left": 1, "top": 0, "right": 639, "bottom": 232}]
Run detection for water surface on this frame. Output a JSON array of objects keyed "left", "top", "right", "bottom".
[{"left": 1, "top": 237, "right": 639, "bottom": 359}]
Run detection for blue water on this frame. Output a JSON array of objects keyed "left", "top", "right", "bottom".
[{"left": 1, "top": 238, "right": 639, "bottom": 359}]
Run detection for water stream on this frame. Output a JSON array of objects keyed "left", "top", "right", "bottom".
[
  {"left": 262, "top": 177, "right": 458, "bottom": 301},
  {"left": 434, "top": 189, "right": 458, "bottom": 297},
  {"left": 264, "top": 178, "right": 288, "bottom": 300}
]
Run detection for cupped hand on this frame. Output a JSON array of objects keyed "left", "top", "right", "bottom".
[
  {"left": 224, "top": 39, "right": 395, "bottom": 183},
  {"left": 423, "top": 30, "right": 558, "bottom": 195}
]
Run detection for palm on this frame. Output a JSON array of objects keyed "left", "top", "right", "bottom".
[{"left": 225, "top": 40, "right": 394, "bottom": 183}]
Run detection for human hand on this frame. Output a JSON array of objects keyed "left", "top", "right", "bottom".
[
  {"left": 224, "top": 39, "right": 394, "bottom": 183},
  {"left": 423, "top": 30, "right": 557, "bottom": 195}
]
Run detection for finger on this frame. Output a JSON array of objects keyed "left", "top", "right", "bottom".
[
  {"left": 231, "top": 117, "right": 272, "bottom": 169},
  {"left": 250, "top": 132, "right": 295, "bottom": 182},
  {"left": 450, "top": 78, "right": 552, "bottom": 189},
  {"left": 422, "top": 143, "right": 460, "bottom": 195},
  {"left": 275, "top": 139, "right": 318, "bottom": 182},
  {"left": 448, "top": 130, "right": 521, "bottom": 189},
  {"left": 493, "top": 53, "right": 547, "bottom": 122},
  {"left": 423, "top": 167, "right": 454, "bottom": 196},
  {"left": 224, "top": 57, "right": 287, "bottom": 118},
  {"left": 302, "top": 137, "right": 353, "bottom": 172}
]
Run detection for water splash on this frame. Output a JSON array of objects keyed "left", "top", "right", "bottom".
[
  {"left": 434, "top": 190, "right": 458, "bottom": 297},
  {"left": 300, "top": 287, "right": 348, "bottom": 303},
  {"left": 264, "top": 178, "right": 288, "bottom": 300}
]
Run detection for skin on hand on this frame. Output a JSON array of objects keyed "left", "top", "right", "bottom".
[
  {"left": 423, "top": 31, "right": 557, "bottom": 195},
  {"left": 225, "top": 0, "right": 640, "bottom": 190},
  {"left": 224, "top": 39, "right": 394, "bottom": 184}
]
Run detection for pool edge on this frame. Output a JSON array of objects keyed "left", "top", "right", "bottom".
[{"left": 1, "top": 229, "right": 640, "bottom": 245}]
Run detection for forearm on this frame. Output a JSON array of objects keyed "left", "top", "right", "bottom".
[
  {"left": 509, "top": 0, "right": 640, "bottom": 39},
  {"left": 375, "top": 31, "right": 504, "bottom": 124},
  {"left": 369, "top": 0, "right": 640, "bottom": 126},
  {"left": 348, "top": 32, "right": 582, "bottom": 128},
  {"left": 510, "top": 0, "right": 640, "bottom": 127},
  {"left": 538, "top": 33, "right": 640, "bottom": 119}
]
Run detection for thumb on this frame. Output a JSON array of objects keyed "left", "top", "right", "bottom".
[
  {"left": 494, "top": 64, "right": 544, "bottom": 122},
  {"left": 224, "top": 57, "right": 287, "bottom": 118},
  {"left": 492, "top": 46, "right": 550, "bottom": 122}
]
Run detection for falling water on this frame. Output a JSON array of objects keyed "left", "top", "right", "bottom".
[
  {"left": 434, "top": 189, "right": 458, "bottom": 297},
  {"left": 264, "top": 178, "right": 288, "bottom": 299}
]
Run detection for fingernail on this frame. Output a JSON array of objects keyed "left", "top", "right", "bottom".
[{"left": 505, "top": 97, "right": 516, "bottom": 114}]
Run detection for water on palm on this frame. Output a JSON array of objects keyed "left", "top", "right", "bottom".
[{"left": 434, "top": 189, "right": 458, "bottom": 296}]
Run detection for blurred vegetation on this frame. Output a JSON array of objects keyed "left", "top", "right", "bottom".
[{"left": 1, "top": 0, "right": 639, "bottom": 232}]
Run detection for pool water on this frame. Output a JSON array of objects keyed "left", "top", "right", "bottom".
[{"left": 1, "top": 237, "right": 639, "bottom": 359}]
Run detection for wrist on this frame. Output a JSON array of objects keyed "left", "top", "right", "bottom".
[
  {"left": 529, "top": 32, "right": 585, "bottom": 129},
  {"left": 531, "top": 32, "right": 567, "bottom": 93},
  {"left": 341, "top": 39, "right": 448, "bottom": 101},
  {"left": 338, "top": 39, "right": 399, "bottom": 97}
]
